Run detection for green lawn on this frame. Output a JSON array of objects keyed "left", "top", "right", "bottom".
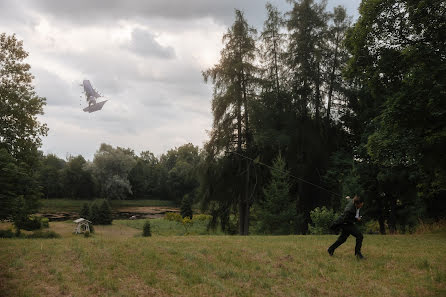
[
  {"left": 115, "top": 218, "right": 224, "bottom": 236},
  {"left": 38, "top": 199, "right": 176, "bottom": 212},
  {"left": 0, "top": 222, "right": 444, "bottom": 297}
]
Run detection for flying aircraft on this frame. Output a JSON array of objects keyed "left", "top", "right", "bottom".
[{"left": 82, "top": 80, "right": 107, "bottom": 113}]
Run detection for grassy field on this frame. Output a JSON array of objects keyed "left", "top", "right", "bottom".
[
  {"left": 115, "top": 218, "right": 224, "bottom": 236},
  {"left": 38, "top": 199, "right": 176, "bottom": 212},
  {"left": 0, "top": 221, "right": 445, "bottom": 297}
]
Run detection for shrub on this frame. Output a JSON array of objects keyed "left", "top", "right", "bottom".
[
  {"left": 41, "top": 217, "right": 49, "bottom": 228},
  {"left": 143, "top": 220, "right": 152, "bottom": 237},
  {"left": 180, "top": 194, "right": 193, "bottom": 219},
  {"left": 98, "top": 200, "right": 113, "bottom": 225},
  {"left": 165, "top": 212, "right": 182, "bottom": 222},
  {"left": 84, "top": 231, "right": 90, "bottom": 238},
  {"left": 0, "top": 229, "right": 14, "bottom": 238},
  {"left": 308, "top": 207, "right": 338, "bottom": 235},
  {"left": 80, "top": 203, "right": 90, "bottom": 219},
  {"left": 25, "top": 230, "right": 61, "bottom": 239},
  {"left": 89, "top": 203, "right": 100, "bottom": 224},
  {"left": 181, "top": 217, "right": 193, "bottom": 234},
  {"left": 21, "top": 216, "right": 43, "bottom": 231},
  {"left": 193, "top": 214, "right": 212, "bottom": 222}
]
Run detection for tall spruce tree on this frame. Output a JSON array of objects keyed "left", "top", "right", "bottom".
[
  {"left": 202, "top": 10, "right": 257, "bottom": 235},
  {"left": 286, "top": 0, "right": 328, "bottom": 119}
]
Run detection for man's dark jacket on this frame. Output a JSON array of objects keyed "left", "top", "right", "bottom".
[{"left": 330, "top": 200, "right": 357, "bottom": 231}]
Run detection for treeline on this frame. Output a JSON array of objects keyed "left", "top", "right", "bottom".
[
  {"left": 199, "top": 0, "right": 445, "bottom": 235},
  {"left": 1, "top": 0, "right": 445, "bottom": 236},
  {"left": 37, "top": 143, "right": 201, "bottom": 203}
]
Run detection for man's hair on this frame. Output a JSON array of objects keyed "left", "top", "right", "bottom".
[{"left": 353, "top": 195, "right": 363, "bottom": 205}]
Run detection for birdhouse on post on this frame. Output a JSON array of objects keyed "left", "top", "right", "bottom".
[{"left": 73, "top": 218, "right": 92, "bottom": 234}]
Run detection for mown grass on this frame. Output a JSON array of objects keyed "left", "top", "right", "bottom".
[
  {"left": 38, "top": 199, "right": 175, "bottom": 212},
  {"left": 115, "top": 218, "right": 224, "bottom": 236},
  {"left": 0, "top": 221, "right": 444, "bottom": 297}
]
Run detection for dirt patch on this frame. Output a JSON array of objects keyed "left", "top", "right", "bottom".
[
  {"left": 36, "top": 207, "right": 180, "bottom": 221},
  {"left": 115, "top": 207, "right": 179, "bottom": 219}
]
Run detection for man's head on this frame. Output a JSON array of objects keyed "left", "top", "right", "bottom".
[{"left": 353, "top": 195, "right": 364, "bottom": 209}]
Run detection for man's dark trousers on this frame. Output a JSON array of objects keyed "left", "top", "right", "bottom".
[{"left": 329, "top": 224, "right": 363, "bottom": 255}]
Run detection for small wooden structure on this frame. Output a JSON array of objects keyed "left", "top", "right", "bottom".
[{"left": 74, "top": 218, "right": 92, "bottom": 234}]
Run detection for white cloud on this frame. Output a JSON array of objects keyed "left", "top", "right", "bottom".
[{"left": 1, "top": 0, "right": 361, "bottom": 160}]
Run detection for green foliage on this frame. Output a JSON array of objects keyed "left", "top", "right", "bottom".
[
  {"left": 257, "top": 154, "right": 296, "bottom": 234},
  {"left": 83, "top": 231, "right": 90, "bottom": 238},
  {"left": 343, "top": 0, "right": 446, "bottom": 227},
  {"left": 181, "top": 216, "right": 193, "bottom": 234},
  {"left": 60, "top": 155, "right": 96, "bottom": 199},
  {"left": 0, "top": 33, "right": 48, "bottom": 165},
  {"left": 89, "top": 203, "right": 100, "bottom": 225},
  {"left": 164, "top": 212, "right": 182, "bottom": 223},
  {"left": 180, "top": 194, "right": 193, "bottom": 219},
  {"left": 40, "top": 217, "right": 49, "bottom": 228},
  {"left": 24, "top": 230, "right": 60, "bottom": 239},
  {"left": 89, "top": 144, "right": 136, "bottom": 200},
  {"left": 308, "top": 207, "right": 338, "bottom": 235},
  {"left": 202, "top": 9, "right": 258, "bottom": 235},
  {"left": 142, "top": 220, "right": 152, "bottom": 237},
  {"left": 20, "top": 215, "right": 44, "bottom": 231},
  {"left": 80, "top": 200, "right": 113, "bottom": 225},
  {"left": 0, "top": 229, "right": 14, "bottom": 238},
  {"left": 98, "top": 200, "right": 113, "bottom": 225},
  {"left": 80, "top": 203, "right": 90, "bottom": 219},
  {"left": 192, "top": 214, "right": 212, "bottom": 222}
]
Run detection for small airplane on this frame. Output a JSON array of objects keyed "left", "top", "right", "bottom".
[{"left": 82, "top": 80, "right": 107, "bottom": 113}]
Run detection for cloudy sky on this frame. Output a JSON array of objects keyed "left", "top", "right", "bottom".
[{"left": 0, "top": 0, "right": 361, "bottom": 160}]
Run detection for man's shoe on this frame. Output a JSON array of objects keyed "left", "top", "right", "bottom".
[
  {"left": 355, "top": 253, "right": 365, "bottom": 259},
  {"left": 328, "top": 249, "right": 334, "bottom": 256}
]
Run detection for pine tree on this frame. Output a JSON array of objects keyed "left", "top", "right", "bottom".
[
  {"left": 80, "top": 203, "right": 90, "bottom": 219},
  {"left": 99, "top": 200, "right": 113, "bottom": 225},
  {"left": 143, "top": 220, "right": 152, "bottom": 237},
  {"left": 180, "top": 194, "right": 193, "bottom": 219},
  {"left": 258, "top": 153, "right": 296, "bottom": 234},
  {"left": 89, "top": 203, "right": 100, "bottom": 225},
  {"left": 202, "top": 10, "right": 258, "bottom": 235}
]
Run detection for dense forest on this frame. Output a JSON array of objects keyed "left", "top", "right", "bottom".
[{"left": 1, "top": 0, "right": 445, "bottom": 235}]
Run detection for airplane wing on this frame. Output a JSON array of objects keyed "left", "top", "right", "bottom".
[
  {"left": 83, "top": 100, "right": 108, "bottom": 113},
  {"left": 83, "top": 80, "right": 101, "bottom": 99}
]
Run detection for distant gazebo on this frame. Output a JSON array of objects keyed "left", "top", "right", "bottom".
[{"left": 74, "top": 218, "right": 92, "bottom": 234}]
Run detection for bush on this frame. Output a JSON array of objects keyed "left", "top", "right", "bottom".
[
  {"left": 98, "top": 200, "right": 113, "bottom": 225},
  {"left": 89, "top": 223, "right": 95, "bottom": 233},
  {"left": 180, "top": 194, "right": 193, "bottom": 219},
  {"left": 143, "top": 221, "right": 152, "bottom": 237},
  {"left": 25, "top": 230, "right": 61, "bottom": 239},
  {"left": 84, "top": 231, "right": 91, "bottom": 238},
  {"left": 165, "top": 212, "right": 182, "bottom": 222},
  {"left": 80, "top": 203, "right": 90, "bottom": 219},
  {"left": 89, "top": 203, "right": 100, "bottom": 224},
  {"left": 21, "top": 216, "right": 43, "bottom": 231},
  {"left": 308, "top": 207, "right": 338, "bottom": 235},
  {"left": 193, "top": 214, "right": 212, "bottom": 222},
  {"left": 0, "top": 229, "right": 14, "bottom": 238},
  {"left": 41, "top": 217, "right": 49, "bottom": 228}
]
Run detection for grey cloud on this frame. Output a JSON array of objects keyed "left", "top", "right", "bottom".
[
  {"left": 23, "top": 0, "right": 359, "bottom": 29},
  {"left": 126, "top": 28, "right": 175, "bottom": 59},
  {"left": 33, "top": 68, "right": 79, "bottom": 107}
]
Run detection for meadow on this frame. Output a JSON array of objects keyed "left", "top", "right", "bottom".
[{"left": 0, "top": 220, "right": 445, "bottom": 297}]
